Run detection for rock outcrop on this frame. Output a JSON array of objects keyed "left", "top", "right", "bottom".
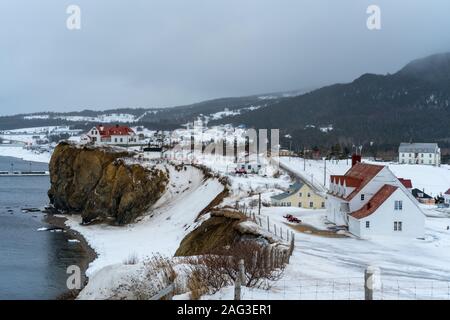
[{"left": 48, "top": 142, "right": 168, "bottom": 225}]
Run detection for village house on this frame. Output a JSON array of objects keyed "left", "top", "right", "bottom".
[
  {"left": 398, "top": 142, "right": 441, "bottom": 166},
  {"left": 271, "top": 181, "right": 326, "bottom": 209},
  {"left": 412, "top": 188, "right": 435, "bottom": 205},
  {"left": 326, "top": 162, "right": 425, "bottom": 238},
  {"left": 443, "top": 189, "right": 450, "bottom": 206},
  {"left": 84, "top": 125, "right": 140, "bottom": 146}
]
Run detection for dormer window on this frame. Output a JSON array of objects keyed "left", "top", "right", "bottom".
[{"left": 361, "top": 194, "right": 365, "bottom": 201}]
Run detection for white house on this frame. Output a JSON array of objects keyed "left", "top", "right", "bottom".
[
  {"left": 443, "top": 189, "right": 450, "bottom": 206},
  {"left": 398, "top": 143, "right": 441, "bottom": 166},
  {"left": 326, "top": 162, "right": 425, "bottom": 238},
  {"left": 85, "top": 125, "right": 140, "bottom": 146}
]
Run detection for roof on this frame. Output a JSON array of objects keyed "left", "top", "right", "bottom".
[
  {"left": 96, "top": 125, "right": 135, "bottom": 138},
  {"left": 398, "top": 178, "right": 413, "bottom": 189},
  {"left": 330, "top": 163, "right": 385, "bottom": 201},
  {"left": 399, "top": 143, "right": 439, "bottom": 153},
  {"left": 350, "top": 185, "right": 398, "bottom": 219},
  {"left": 445, "top": 188, "right": 450, "bottom": 195},
  {"left": 330, "top": 175, "right": 362, "bottom": 188},
  {"left": 271, "top": 182, "right": 304, "bottom": 201},
  {"left": 411, "top": 188, "right": 432, "bottom": 199}
]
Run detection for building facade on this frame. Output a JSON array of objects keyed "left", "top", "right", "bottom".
[
  {"left": 326, "top": 162, "right": 425, "bottom": 238},
  {"left": 398, "top": 143, "right": 441, "bottom": 166},
  {"left": 85, "top": 125, "right": 140, "bottom": 146},
  {"left": 271, "top": 182, "right": 326, "bottom": 209}
]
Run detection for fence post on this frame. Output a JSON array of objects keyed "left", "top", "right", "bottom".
[
  {"left": 234, "top": 276, "right": 241, "bottom": 300},
  {"left": 239, "top": 259, "right": 245, "bottom": 284},
  {"left": 365, "top": 266, "right": 379, "bottom": 300},
  {"left": 235, "top": 259, "right": 245, "bottom": 300}
]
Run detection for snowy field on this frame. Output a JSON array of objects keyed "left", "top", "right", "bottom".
[
  {"left": 0, "top": 146, "right": 51, "bottom": 163},
  {"left": 280, "top": 157, "right": 450, "bottom": 196}
]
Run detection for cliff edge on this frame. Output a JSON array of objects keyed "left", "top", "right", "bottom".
[{"left": 48, "top": 142, "right": 168, "bottom": 225}]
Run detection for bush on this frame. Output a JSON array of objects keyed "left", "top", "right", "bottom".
[{"left": 184, "top": 241, "right": 286, "bottom": 298}]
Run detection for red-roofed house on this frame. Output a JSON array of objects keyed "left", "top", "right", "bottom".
[
  {"left": 326, "top": 163, "right": 424, "bottom": 238},
  {"left": 85, "top": 125, "right": 140, "bottom": 146}
]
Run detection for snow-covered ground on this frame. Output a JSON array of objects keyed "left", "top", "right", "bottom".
[
  {"left": 280, "top": 157, "right": 450, "bottom": 196},
  {"left": 201, "top": 206, "right": 450, "bottom": 300},
  {"left": 0, "top": 146, "right": 51, "bottom": 163}
]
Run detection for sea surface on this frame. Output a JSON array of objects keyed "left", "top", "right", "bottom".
[{"left": 0, "top": 156, "right": 86, "bottom": 300}]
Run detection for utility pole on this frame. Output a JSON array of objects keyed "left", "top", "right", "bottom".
[
  {"left": 303, "top": 147, "right": 306, "bottom": 171},
  {"left": 258, "top": 193, "right": 261, "bottom": 215}
]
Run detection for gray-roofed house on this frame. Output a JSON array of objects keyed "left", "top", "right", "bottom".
[
  {"left": 271, "top": 181, "right": 325, "bottom": 209},
  {"left": 398, "top": 143, "right": 441, "bottom": 166}
]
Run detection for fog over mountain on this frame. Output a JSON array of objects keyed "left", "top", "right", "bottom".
[{"left": 1, "top": 0, "right": 450, "bottom": 115}]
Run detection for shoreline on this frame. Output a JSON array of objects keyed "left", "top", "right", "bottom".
[{"left": 44, "top": 211, "right": 97, "bottom": 300}]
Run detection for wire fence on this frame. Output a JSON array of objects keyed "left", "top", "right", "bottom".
[{"left": 240, "top": 277, "right": 450, "bottom": 300}]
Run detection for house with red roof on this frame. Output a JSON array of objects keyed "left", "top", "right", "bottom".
[
  {"left": 85, "top": 125, "right": 140, "bottom": 146},
  {"left": 326, "top": 162, "right": 424, "bottom": 238}
]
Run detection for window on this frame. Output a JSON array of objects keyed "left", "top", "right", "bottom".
[
  {"left": 394, "top": 221, "right": 398, "bottom": 231},
  {"left": 307, "top": 193, "right": 311, "bottom": 198},
  {"left": 309, "top": 202, "right": 313, "bottom": 208},
  {"left": 394, "top": 200, "right": 403, "bottom": 210},
  {"left": 287, "top": 202, "right": 291, "bottom": 207},
  {"left": 299, "top": 192, "right": 302, "bottom": 197},
  {"left": 421, "top": 153, "right": 424, "bottom": 158},
  {"left": 429, "top": 154, "right": 432, "bottom": 158},
  {"left": 366, "top": 221, "right": 370, "bottom": 229},
  {"left": 361, "top": 194, "right": 365, "bottom": 201},
  {"left": 321, "top": 202, "right": 325, "bottom": 208},
  {"left": 398, "top": 221, "right": 403, "bottom": 231},
  {"left": 394, "top": 221, "right": 402, "bottom": 231},
  {"left": 120, "top": 138, "right": 123, "bottom": 143},
  {"left": 298, "top": 202, "right": 302, "bottom": 207}
]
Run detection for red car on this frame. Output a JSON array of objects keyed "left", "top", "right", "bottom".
[{"left": 283, "top": 214, "right": 301, "bottom": 223}]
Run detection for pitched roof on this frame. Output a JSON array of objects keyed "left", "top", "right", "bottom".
[
  {"left": 399, "top": 143, "right": 439, "bottom": 153},
  {"left": 411, "top": 188, "right": 432, "bottom": 199},
  {"left": 350, "top": 184, "right": 398, "bottom": 219},
  {"left": 96, "top": 125, "right": 135, "bottom": 138},
  {"left": 398, "top": 178, "right": 413, "bottom": 189},
  {"left": 330, "top": 163, "right": 385, "bottom": 201},
  {"left": 271, "top": 181, "right": 304, "bottom": 201},
  {"left": 445, "top": 188, "right": 450, "bottom": 195}
]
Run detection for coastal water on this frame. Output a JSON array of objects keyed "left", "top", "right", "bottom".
[{"left": 0, "top": 156, "right": 86, "bottom": 300}]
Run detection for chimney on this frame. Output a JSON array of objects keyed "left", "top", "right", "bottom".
[{"left": 352, "top": 154, "right": 362, "bottom": 167}]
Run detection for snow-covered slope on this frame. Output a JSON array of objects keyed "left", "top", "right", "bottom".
[{"left": 65, "top": 164, "right": 224, "bottom": 277}]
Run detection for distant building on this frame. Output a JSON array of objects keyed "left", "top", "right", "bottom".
[
  {"left": 443, "top": 189, "right": 450, "bottom": 206},
  {"left": 412, "top": 188, "right": 434, "bottom": 205},
  {"left": 85, "top": 125, "right": 140, "bottom": 146},
  {"left": 271, "top": 181, "right": 325, "bottom": 209},
  {"left": 326, "top": 162, "right": 425, "bottom": 238},
  {"left": 398, "top": 143, "right": 440, "bottom": 166}
]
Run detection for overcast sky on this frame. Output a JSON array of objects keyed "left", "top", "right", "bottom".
[{"left": 1, "top": 0, "right": 450, "bottom": 115}]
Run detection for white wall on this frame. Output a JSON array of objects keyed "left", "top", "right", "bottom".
[
  {"left": 349, "top": 188, "right": 425, "bottom": 238},
  {"left": 399, "top": 151, "right": 440, "bottom": 165}
]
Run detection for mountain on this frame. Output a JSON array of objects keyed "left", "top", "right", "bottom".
[
  {"left": 0, "top": 94, "right": 289, "bottom": 132},
  {"left": 210, "top": 53, "right": 450, "bottom": 151},
  {"left": 2, "top": 53, "right": 450, "bottom": 154}
]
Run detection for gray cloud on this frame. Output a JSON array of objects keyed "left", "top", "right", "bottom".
[{"left": 1, "top": 0, "right": 450, "bottom": 115}]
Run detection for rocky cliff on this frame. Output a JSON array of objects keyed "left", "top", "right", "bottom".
[{"left": 48, "top": 142, "right": 168, "bottom": 225}]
